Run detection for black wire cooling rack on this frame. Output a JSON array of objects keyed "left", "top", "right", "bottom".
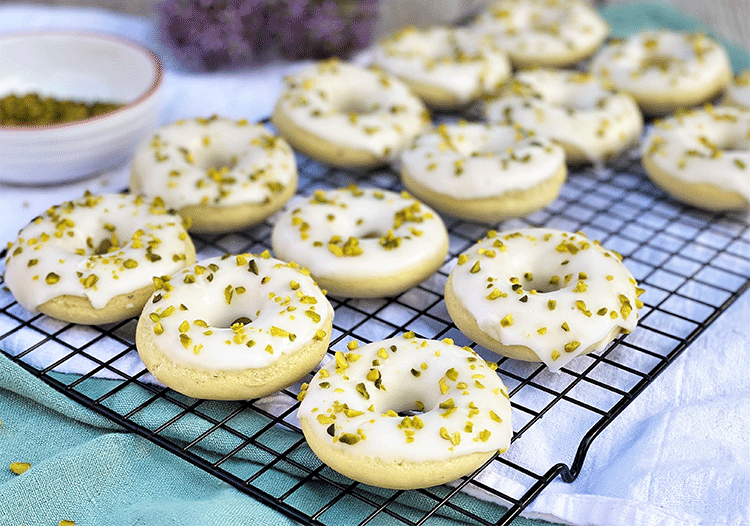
[{"left": 2, "top": 137, "right": 750, "bottom": 525}]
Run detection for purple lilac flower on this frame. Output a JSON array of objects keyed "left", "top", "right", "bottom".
[
  {"left": 160, "top": 0, "right": 378, "bottom": 70},
  {"left": 160, "top": 0, "right": 267, "bottom": 70}
]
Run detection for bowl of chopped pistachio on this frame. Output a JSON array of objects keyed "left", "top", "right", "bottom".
[{"left": 0, "top": 31, "right": 163, "bottom": 185}]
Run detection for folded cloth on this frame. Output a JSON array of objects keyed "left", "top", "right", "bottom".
[
  {"left": 1, "top": 4, "right": 750, "bottom": 526},
  {"left": 476, "top": 288, "right": 750, "bottom": 526},
  {"left": 2, "top": 287, "right": 748, "bottom": 526},
  {"left": 0, "top": 350, "right": 538, "bottom": 526}
]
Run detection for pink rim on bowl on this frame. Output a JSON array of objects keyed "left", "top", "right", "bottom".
[{"left": 0, "top": 30, "right": 164, "bottom": 131}]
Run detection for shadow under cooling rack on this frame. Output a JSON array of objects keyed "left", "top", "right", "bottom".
[{"left": 1, "top": 146, "right": 749, "bottom": 526}]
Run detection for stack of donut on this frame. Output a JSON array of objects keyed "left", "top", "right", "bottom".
[{"left": 8, "top": 0, "right": 748, "bottom": 493}]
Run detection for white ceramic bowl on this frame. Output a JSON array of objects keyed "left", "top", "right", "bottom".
[{"left": 0, "top": 31, "right": 163, "bottom": 185}]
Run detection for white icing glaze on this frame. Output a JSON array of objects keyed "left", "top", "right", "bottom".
[
  {"left": 590, "top": 31, "right": 731, "bottom": 100},
  {"left": 448, "top": 228, "right": 641, "bottom": 372},
  {"left": 371, "top": 26, "right": 511, "bottom": 104},
  {"left": 4, "top": 193, "right": 193, "bottom": 311},
  {"left": 471, "top": 0, "right": 608, "bottom": 63},
  {"left": 484, "top": 69, "right": 643, "bottom": 162},
  {"left": 400, "top": 122, "right": 565, "bottom": 198},
  {"left": 725, "top": 71, "right": 750, "bottom": 110},
  {"left": 274, "top": 60, "right": 429, "bottom": 160},
  {"left": 271, "top": 186, "right": 448, "bottom": 282},
  {"left": 138, "top": 253, "right": 333, "bottom": 371},
  {"left": 298, "top": 334, "right": 513, "bottom": 462},
  {"left": 642, "top": 105, "right": 750, "bottom": 202},
  {"left": 130, "top": 116, "right": 297, "bottom": 209}
]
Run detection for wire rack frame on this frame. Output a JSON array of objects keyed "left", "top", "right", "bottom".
[{"left": 1, "top": 145, "right": 749, "bottom": 526}]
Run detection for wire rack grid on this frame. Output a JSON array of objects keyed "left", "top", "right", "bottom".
[{"left": 1, "top": 138, "right": 750, "bottom": 525}]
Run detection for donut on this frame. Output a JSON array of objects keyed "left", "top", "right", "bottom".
[
  {"left": 445, "top": 228, "right": 643, "bottom": 372},
  {"left": 130, "top": 116, "right": 298, "bottom": 234},
  {"left": 4, "top": 192, "right": 196, "bottom": 325},
  {"left": 271, "top": 186, "right": 449, "bottom": 298},
  {"left": 641, "top": 105, "right": 750, "bottom": 211},
  {"left": 370, "top": 26, "right": 511, "bottom": 110},
  {"left": 470, "top": 0, "right": 609, "bottom": 68},
  {"left": 484, "top": 70, "right": 643, "bottom": 164},
  {"left": 135, "top": 252, "right": 333, "bottom": 400},
  {"left": 590, "top": 31, "right": 732, "bottom": 116},
  {"left": 271, "top": 59, "right": 430, "bottom": 169},
  {"left": 399, "top": 122, "right": 566, "bottom": 222},
  {"left": 724, "top": 70, "right": 750, "bottom": 110},
  {"left": 297, "top": 333, "right": 513, "bottom": 489}
]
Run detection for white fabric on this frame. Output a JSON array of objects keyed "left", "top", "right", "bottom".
[
  {"left": 480, "top": 288, "right": 750, "bottom": 526},
  {"left": 1, "top": 6, "right": 750, "bottom": 526}
]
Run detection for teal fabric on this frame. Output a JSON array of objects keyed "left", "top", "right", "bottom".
[
  {"left": 2, "top": 3, "right": 749, "bottom": 526},
  {"left": 599, "top": 2, "right": 750, "bottom": 72},
  {"left": 0, "top": 356, "right": 286, "bottom": 525},
  {"left": 0, "top": 354, "right": 561, "bottom": 525}
]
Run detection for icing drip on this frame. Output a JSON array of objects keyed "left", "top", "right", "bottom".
[
  {"left": 5, "top": 193, "right": 193, "bottom": 311},
  {"left": 484, "top": 69, "right": 643, "bottom": 162},
  {"left": 448, "top": 228, "right": 642, "bottom": 372}
]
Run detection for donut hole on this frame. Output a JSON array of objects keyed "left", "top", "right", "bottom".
[
  {"left": 695, "top": 132, "right": 750, "bottom": 154},
  {"left": 360, "top": 230, "right": 385, "bottom": 240},
  {"left": 535, "top": 80, "right": 605, "bottom": 113},
  {"left": 518, "top": 273, "right": 567, "bottom": 294},
  {"left": 563, "top": 86, "right": 610, "bottom": 113},
  {"left": 720, "top": 135, "right": 750, "bottom": 151},
  {"left": 397, "top": 408, "right": 424, "bottom": 417},
  {"left": 231, "top": 316, "right": 253, "bottom": 327},
  {"left": 215, "top": 316, "right": 254, "bottom": 329},
  {"left": 379, "top": 399, "right": 430, "bottom": 421},
  {"left": 87, "top": 224, "right": 139, "bottom": 255},
  {"left": 376, "top": 381, "right": 444, "bottom": 417},
  {"left": 639, "top": 54, "right": 681, "bottom": 72},
  {"left": 720, "top": 142, "right": 750, "bottom": 153},
  {"left": 209, "top": 309, "right": 257, "bottom": 329},
  {"left": 336, "top": 95, "right": 381, "bottom": 117},
  {"left": 198, "top": 153, "right": 237, "bottom": 174},
  {"left": 388, "top": 399, "right": 426, "bottom": 417},
  {"left": 351, "top": 214, "right": 396, "bottom": 241},
  {"left": 92, "top": 236, "right": 117, "bottom": 255}
]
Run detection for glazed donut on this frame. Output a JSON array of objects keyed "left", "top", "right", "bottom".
[
  {"left": 271, "top": 186, "right": 449, "bottom": 298},
  {"left": 130, "top": 116, "right": 298, "bottom": 234},
  {"left": 399, "top": 122, "right": 566, "bottom": 222},
  {"left": 4, "top": 192, "right": 196, "bottom": 325},
  {"left": 471, "top": 0, "right": 609, "bottom": 68},
  {"left": 641, "top": 105, "right": 750, "bottom": 211},
  {"left": 271, "top": 59, "right": 430, "bottom": 169},
  {"left": 445, "top": 228, "right": 642, "bottom": 372},
  {"left": 297, "top": 334, "right": 513, "bottom": 489},
  {"left": 484, "top": 69, "right": 643, "bottom": 164},
  {"left": 590, "top": 31, "right": 732, "bottom": 116},
  {"left": 135, "top": 252, "right": 333, "bottom": 400},
  {"left": 724, "top": 71, "right": 750, "bottom": 110},
  {"left": 370, "top": 26, "right": 511, "bottom": 110}
]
